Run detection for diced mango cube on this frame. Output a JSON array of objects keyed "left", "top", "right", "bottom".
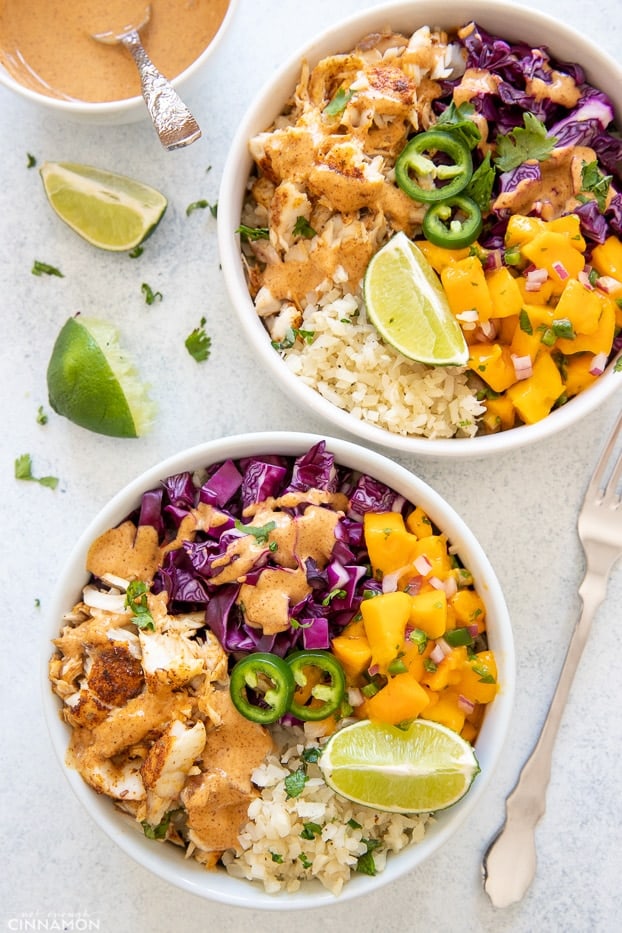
[
  {"left": 556, "top": 293, "right": 616, "bottom": 356},
  {"left": 590, "top": 235, "right": 622, "bottom": 280},
  {"left": 449, "top": 588, "right": 487, "bottom": 633},
  {"left": 506, "top": 352, "right": 565, "bottom": 424},
  {"left": 505, "top": 214, "right": 545, "bottom": 247},
  {"left": 331, "top": 620, "right": 372, "bottom": 681},
  {"left": 360, "top": 591, "right": 411, "bottom": 674},
  {"left": 419, "top": 688, "right": 465, "bottom": 733},
  {"left": 520, "top": 231, "right": 585, "bottom": 295},
  {"left": 363, "top": 511, "right": 419, "bottom": 577},
  {"left": 405, "top": 505, "right": 434, "bottom": 538},
  {"left": 468, "top": 343, "right": 517, "bottom": 393},
  {"left": 555, "top": 278, "right": 603, "bottom": 335},
  {"left": 364, "top": 673, "right": 430, "bottom": 725},
  {"left": 486, "top": 265, "right": 524, "bottom": 318},
  {"left": 414, "top": 239, "right": 470, "bottom": 273},
  {"left": 441, "top": 255, "right": 494, "bottom": 321},
  {"left": 409, "top": 588, "right": 448, "bottom": 639},
  {"left": 482, "top": 395, "right": 516, "bottom": 432}
]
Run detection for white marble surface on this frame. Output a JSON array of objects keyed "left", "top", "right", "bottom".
[{"left": 1, "top": 0, "right": 621, "bottom": 930}]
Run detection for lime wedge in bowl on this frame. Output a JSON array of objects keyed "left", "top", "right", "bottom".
[
  {"left": 318, "top": 718, "right": 480, "bottom": 813},
  {"left": 47, "top": 316, "right": 155, "bottom": 437},
  {"left": 364, "top": 231, "right": 468, "bottom": 366},
  {"left": 39, "top": 161, "right": 167, "bottom": 251}
]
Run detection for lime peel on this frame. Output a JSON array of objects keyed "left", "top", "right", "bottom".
[
  {"left": 39, "top": 161, "right": 167, "bottom": 252},
  {"left": 47, "top": 316, "right": 156, "bottom": 437},
  {"left": 363, "top": 231, "right": 468, "bottom": 366}
]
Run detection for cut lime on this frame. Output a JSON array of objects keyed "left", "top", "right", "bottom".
[
  {"left": 364, "top": 231, "right": 468, "bottom": 366},
  {"left": 318, "top": 719, "right": 479, "bottom": 813},
  {"left": 39, "top": 161, "right": 167, "bottom": 251},
  {"left": 47, "top": 317, "right": 155, "bottom": 437}
]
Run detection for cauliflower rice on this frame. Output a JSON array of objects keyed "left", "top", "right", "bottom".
[{"left": 222, "top": 727, "right": 430, "bottom": 895}]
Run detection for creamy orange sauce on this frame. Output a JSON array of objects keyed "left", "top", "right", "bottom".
[{"left": 0, "top": 0, "right": 230, "bottom": 102}]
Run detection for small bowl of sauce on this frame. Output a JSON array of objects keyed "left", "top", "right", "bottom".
[{"left": 0, "top": 0, "right": 236, "bottom": 123}]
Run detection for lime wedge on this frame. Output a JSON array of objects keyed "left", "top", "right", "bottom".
[
  {"left": 39, "top": 161, "right": 167, "bottom": 251},
  {"left": 47, "top": 317, "right": 155, "bottom": 437},
  {"left": 364, "top": 231, "right": 468, "bottom": 365},
  {"left": 318, "top": 719, "right": 479, "bottom": 813}
]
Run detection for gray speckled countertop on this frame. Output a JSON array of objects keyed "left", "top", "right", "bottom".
[{"left": 1, "top": 1, "right": 621, "bottom": 931}]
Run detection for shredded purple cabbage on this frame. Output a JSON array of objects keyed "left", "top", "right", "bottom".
[
  {"left": 448, "top": 22, "right": 622, "bottom": 250},
  {"left": 137, "top": 442, "right": 424, "bottom": 658}
]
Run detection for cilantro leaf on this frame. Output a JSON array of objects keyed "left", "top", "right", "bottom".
[
  {"left": 581, "top": 160, "right": 612, "bottom": 212},
  {"left": 185, "top": 317, "right": 212, "bottom": 362},
  {"left": 236, "top": 224, "right": 269, "bottom": 241},
  {"left": 293, "top": 216, "right": 317, "bottom": 239},
  {"left": 494, "top": 113, "right": 556, "bottom": 172},
  {"left": 125, "top": 580, "right": 155, "bottom": 631},
  {"left": 324, "top": 87, "right": 354, "bottom": 117},
  {"left": 186, "top": 199, "right": 217, "bottom": 217},
  {"left": 32, "top": 260, "right": 63, "bottom": 278},
  {"left": 465, "top": 151, "right": 496, "bottom": 212},
  {"left": 436, "top": 101, "right": 482, "bottom": 150},
  {"left": 141, "top": 282, "right": 163, "bottom": 305},
  {"left": 141, "top": 812, "right": 171, "bottom": 839},
  {"left": 284, "top": 767, "right": 308, "bottom": 798},
  {"left": 234, "top": 519, "right": 276, "bottom": 544},
  {"left": 14, "top": 453, "right": 58, "bottom": 489}
]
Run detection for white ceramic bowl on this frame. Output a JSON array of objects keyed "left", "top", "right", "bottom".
[
  {"left": 42, "top": 431, "right": 514, "bottom": 909},
  {"left": 218, "top": 0, "right": 622, "bottom": 459},
  {"left": 0, "top": 0, "right": 238, "bottom": 124}
]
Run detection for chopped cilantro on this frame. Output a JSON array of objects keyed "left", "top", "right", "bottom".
[
  {"left": 141, "top": 812, "right": 170, "bottom": 839},
  {"left": 293, "top": 216, "right": 317, "bottom": 238},
  {"left": 519, "top": 309, "right": 533, "bottom": 334},
  {"left": 185, "top": 317, "right": 212, "bottom": 362},
  {"left": 34, "top": 598, "right": 41, "bottom": 608},
  {"left": 284, "top": 767, "right": 308, "bottom": 798},
  {"left": 494, "top": 113, "right": 556, "bottom": 172},
  {"left": 271, "top": 327, "right": 315, "bottom": 350},
  {"left": 347, "top": 818, "right": 362, "bottom": 830},
  {"left": 301, "top": 746, "right": 321, "bottom": 764},
  {"left": 581, "top": 160, "right": 612, "bottom": 212},
  {"left": 300, "top": 822, "right": 322, "bottom": 840},
  {"left": 36, "top": 405, "right": 48, "bottom": 425},
  {"left": 186, "top": 199, "right": 217, "bottom": 217},
  {"left": 355, "top": 839, "right": 381, "bottom": 875},
  {"left": 270, "top": 852, "right": 284, "bottom": 863},
  {"left": 298, "top": 853, "right": 312, "bottom": 870},
  {"left": 436, "top": 101, "right": 482, "bottom": 150},
  {"left": 26, "top": 153, "right": 37, "bottom": 168},
  {"left": 236, "top": 224, "right": 269, "bottom": 241},
  {"left": 141, "top": 282, "right": 163, "bottom": 305},
  {"left": 125, "top": 580, "right": 155, "bottom": 631},
  {"left": 234, "top": 518, "right": 276, "bottom": 544},
  {"left": 14, "top": 453, "right": 58, "bottom": 489},
  {"left": 615, "top": 357, "right": 622, "bottom": 373},
  {"left": 128, "top": 245, "right": 144, "bottom": 258},
  {"left": 465, "top": 151, "right": 495, "bottom": 212},
  {"left": 324, "top": 87, "right": 354, "bottom": 116},
  {"left": 321, "top": 587, "right": 347, "bottom": 606},
  {"left": 32, "top": 260, "right": 63, "bottom": 278}
]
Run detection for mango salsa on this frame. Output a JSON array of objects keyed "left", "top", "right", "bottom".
[
  {"left": 335, "top": 510, "right": 500, "bottom": 744},
  {"left": 414, "top": 213, "right": 622, "bottom": 433}
]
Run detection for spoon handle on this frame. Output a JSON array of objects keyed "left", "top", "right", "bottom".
[{"left": 121, "top": 31, "right": 201, "bottom": 150}]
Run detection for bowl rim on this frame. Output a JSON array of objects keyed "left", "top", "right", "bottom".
[
  {"left": 0, "top": 0, "right": 239, "bottom": 116},
  {"left": 41, "top": 430, "right": 515, "bottom": 909},
  {"left": 217, "top": 0, "right": 622, "bottom": 460}
]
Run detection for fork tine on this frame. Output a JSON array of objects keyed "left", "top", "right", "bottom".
[{"left": 586, "top": 409, "right": 622, "bottom": 501}]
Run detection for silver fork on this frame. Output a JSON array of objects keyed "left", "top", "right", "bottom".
[{"left": 482, "top": 408, "right": 622, "bottom": 908}]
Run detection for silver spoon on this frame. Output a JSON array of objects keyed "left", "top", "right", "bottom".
[{"left": 92, "top": 4, "right": 201, "bottom": 150}]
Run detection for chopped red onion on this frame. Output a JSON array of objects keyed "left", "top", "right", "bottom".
[
  {"left": 525, "top": 267, "right": 548, "bottom": 291},
  {"left": 577, "top": 269, "right": 595, "bottom": 291},
  {"left": 444, "top": 575, "right": 458, "bottom": 598},
  {"left": 511, "top": 353, "right": 533, "bottom": 380},
  {"left": 414, "top": 554, "right": 432, "bottom": 575},
  {"left": 552, "top": 261, "right": 569, "bottom": 281},
  {"left": 458, "top": 694, "right": 476, "bottom": 714},
  {"left": 429, "top": 644, "right": 445, "bottom": 665},
  {"left": 595, "top": 275, "right": 622, "bottom": 295},
  {"left": 477, "top": 320, "right": 498, "bottom": 341},
  {"left": 429, "top": 575, "right": 445, "bottom": 590},
  {"left": 382, "top": 565, "right": 410, "bottom": 593},
  {"left": 467, "top": 623, "right": 479, "bottom": 637},
  {"left": 437, "top": 637, "right": 453, "bottom": 657},
  {"left": 589, "top": 352, "right": 608, "bottom": 376},
  {"left": 347, "top": 687, "right": 364, "bottom": 707},
  {"left": 367, "top": 663, "right": 380, "bottom": 677}
]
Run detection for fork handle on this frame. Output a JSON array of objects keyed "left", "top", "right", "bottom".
[
  {"left": 482, "top": 574, "right": 607, "bottom": 908},
  {"left": 121, "top": 31, "right": 201, "bottom": 150}
]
